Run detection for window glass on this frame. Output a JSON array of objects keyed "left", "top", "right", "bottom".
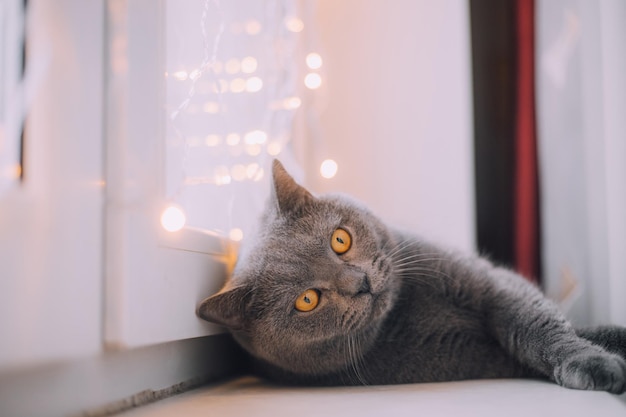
[{"left": 164, "top": 0, "right": 314, "bottom": 241}]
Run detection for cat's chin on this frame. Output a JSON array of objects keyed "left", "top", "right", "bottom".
[
  {"left": 371, "top": 274, "right": 400, "bottom": 313},
  {"left": 370, "top": 291, "right": 392, "bottom": 320},
  {"left": 346, "top": 290, "right": 393, "bottom": 335}
]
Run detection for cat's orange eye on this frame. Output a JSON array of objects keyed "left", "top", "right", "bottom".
[
  {"left": 331, "top": 228, "right": 352, "bottom": 254},
  {"left": 295, "top": 289, "right": 320, "bottom": 312}
]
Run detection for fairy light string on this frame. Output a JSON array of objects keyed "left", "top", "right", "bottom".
[{"left": 162, "top": 0, "right": 330, "bottom": 240}]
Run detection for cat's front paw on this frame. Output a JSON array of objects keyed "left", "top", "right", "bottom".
[{"left": 554, "top": 353, "right": 626, "bottom": 394}]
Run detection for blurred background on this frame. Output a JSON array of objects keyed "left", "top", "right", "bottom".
[{"left": 0, "top": 0, "right": 624, "bottom": 415}]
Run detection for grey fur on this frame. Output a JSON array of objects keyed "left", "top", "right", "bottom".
[{"left": 198, "top": 160, "right": 626, "bottom": 393}]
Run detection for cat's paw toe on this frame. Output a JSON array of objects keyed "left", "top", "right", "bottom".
[{"left": 554, "top": 353, "right": 626, "bottom": 394}]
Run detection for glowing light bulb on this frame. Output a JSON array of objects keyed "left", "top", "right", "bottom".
[
  {"left": 231, "top": 164, "right": 247, "bottom": 181},
  {"left": 306, "top": 53, "right": 323, "bottom": 69},
  {"left": 215, "top": 166, "right": 232, "bottom": 185},
  {"left": 230, "top": 78, "right": 246, "bottom": 93},
  {"left": 13, "top": 164, "right": 22, "bottom": 179},
  {"left": 267, "top": 142, "right": 282, "bottom": 156},
  {"left": 246, "top": 163, "right": 261, "bottom": 179},
  {"left": 285, "top": 16, "right": 304, "bottom": 32},
  {"left": 241, "top": 56, "right": 258, "bottom": 73},
  {"left": 304, "top": 73, "right": 322, "bottom": 89},
  {"left": 202, "top": 102, "right": 220, "bottom": 114},
  {"left": 229, "top": 228, "right": 244, "bottom": 242},
  {"left": 161, "top": 206, "right": 186, "bottom": 232},
  {"left": 244, "top": 130, "right": 267, "bottom": 145},
  {"left": 226, "top": 133, "right": 240, "bottom": 146},
  {"left": 5, "top": 163, "right": 22, "bottom": 180},
  {"left": 225, "top": 59, "right": 241, "bottom": 74},
  {"left": 172, "top": 70, "right": 188, "bottom": 81},
  {"left": 212, "top": 61, "right": 223, "bottom": 74},
  {"left": 245, "top": 19, "right": 262, "bottom": 35},
  {"left": 226, "top": 133, "right": 241, "bottom": 146},
  {"left": 189, "top": 68, "right": 202, "bottom": 81},
  {"left": 245, "top": 77, "right": 263, "bottom": 92},
  {"left": 205, "top": 134, "right": 221, "bottom": 147},
  {"left": 245, "top": 144, "right": 262, "bottom": 156},
  {"left": 320, "top": 159, "right": 338, "bottom": 179},
  {"left": 283, "top": 96, "right": 302, "bottom": 110}
]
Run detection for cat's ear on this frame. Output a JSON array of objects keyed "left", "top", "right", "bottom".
[
  {"left": 271, "top": 159, "right": 314, "bottom": 217},
  {"left": 197, "top": 286, "right": 250, "bottom": 330}
]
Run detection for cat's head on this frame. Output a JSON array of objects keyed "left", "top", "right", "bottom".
[{"left": 197, "top": 160, "right": 401, "bottom": 376}]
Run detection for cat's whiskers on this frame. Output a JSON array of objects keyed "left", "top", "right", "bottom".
[
  {"left": 391, "top": 252, "right": 450, "bottom": 275},
  {"left": 385, "top": 241, "right": 447, "bottom": 271},
  {"left": 391, "top": 253, "right": 455, "bottom": 291},
  {"left": 343, "top": 336, "right": 356, "bottom": 385},
  {"left": 354, "top": 333, "right": 371, "bottom": 385},
  {"left": 346, "top": 334, "right": 368, "bottom": 386},
  {"left": 394, "top": 265, "right": 446, "bottom": 275},
  {"left": 339, "top": 311, "right": 367, "bottom": 386},
  {"left": 397, "top": 273, "right": 441, "bottom": 291},
  {"left": 385, "top": 238, "right": 418, "bottom": 259},
  {"left": 392, "top": 259, "right": 448, "bottom": 271},
  {"left": 392, "top": 253, "right": 448, "bottom": 266},
  {"left": 380, "top": 236, "right": 411, "bottom": 256},
  {"left": 348, "top": 336, "right": 358, "bottom": 385},
  {"left": 395, "top": 264, "right": 453, "bottom": 281}
]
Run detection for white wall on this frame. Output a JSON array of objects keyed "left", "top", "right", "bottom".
[{"left": 306, "top": 0, "right": 475, "bottom": 252}]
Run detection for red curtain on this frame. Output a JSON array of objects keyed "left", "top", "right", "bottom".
[{"left": 514, "top": 0, "right": 540, "bottom": 283}]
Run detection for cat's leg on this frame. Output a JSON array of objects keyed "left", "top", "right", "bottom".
[
  {"left": 480, "top": 267, "right": 626, "bottom": 393},
  {"left": 577, "top": 325, "right": 626, "bottom": 358}
]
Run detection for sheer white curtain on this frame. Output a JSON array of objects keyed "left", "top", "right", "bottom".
[
  {"left": 537, "top": 0, "right": 626, "bottom": 327},
  {"left": 164, "top": 0, "right": 318, "bottom": 242}
]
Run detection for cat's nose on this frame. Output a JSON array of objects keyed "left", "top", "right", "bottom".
[
  {"left": 336, "top": 268, "right": 371, "bottom": 296},
  {"left": 356, "top": 275, "right": 371, "bottom": 295}
]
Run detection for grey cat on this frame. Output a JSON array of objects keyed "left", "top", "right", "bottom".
[{"left": 198, "top": 160, "right": 626, "bottom": 393}]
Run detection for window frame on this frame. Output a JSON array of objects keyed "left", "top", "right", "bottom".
[{"left": 105, "top": 0, "right": 230, "bottom": 349}]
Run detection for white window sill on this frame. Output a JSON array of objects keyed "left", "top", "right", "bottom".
[{"left": 116, "top": 376, "right": 626, "bottom": 417}]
